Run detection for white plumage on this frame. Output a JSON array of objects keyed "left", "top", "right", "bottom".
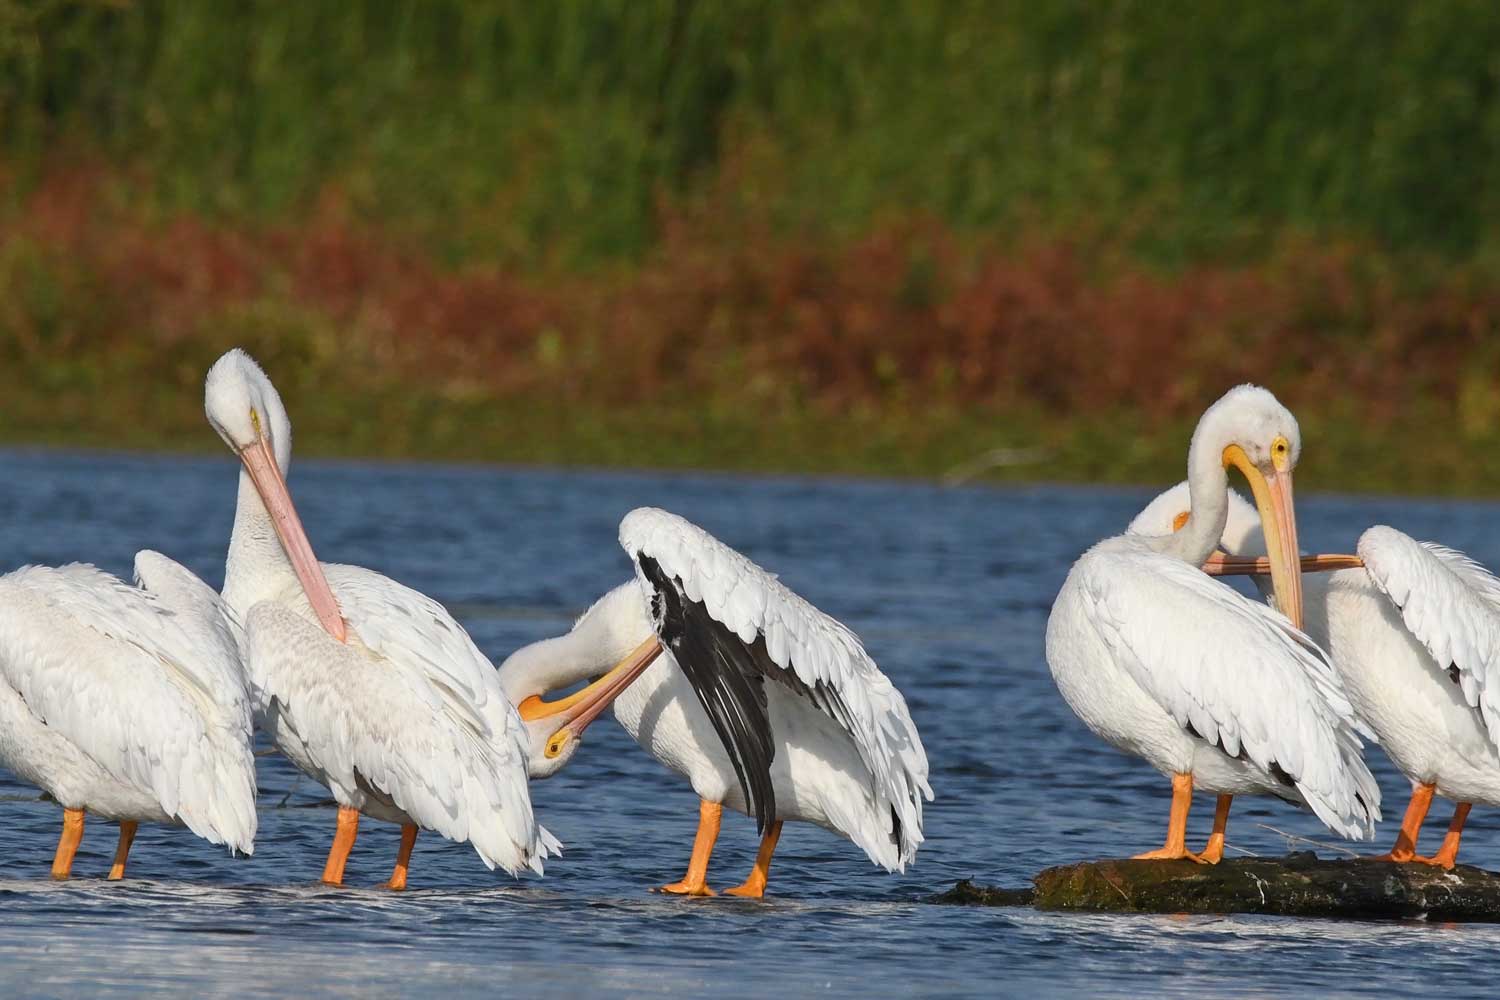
[
  {"left": 1141, "top": 480, "right": 1500, "bottom": 864},
  {"left": 1052, "top": 535, "right": 1378, "bottom": 839},
  {"left": 1046, "top": 385, "right": 1381, "bottom": 860},
  {"left": 207, "top": 348, "right": 557, "bottom": 883},
  {"left": 0, "top": 553, "right": 257, "bottom": 871},
  {"left": 499, "top": 506, "right": 931, "bottom": 895},
  {"left": 1359, "top": 527, "right": 1500, "bottom": 741},
  {"left": 621, "top": 507, "right": 932, "bottom": 867},
  {"left": 243, "top": 567, "right": 558, "bottom": 873}
]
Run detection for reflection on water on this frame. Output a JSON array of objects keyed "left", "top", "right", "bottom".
[{"left": 1, "top": 450, "right": 1498, "bottom": 998}]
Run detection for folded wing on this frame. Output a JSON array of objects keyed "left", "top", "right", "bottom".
[
  {"left": 1074, "top": 542, "right": 1380, "bottom": 839},
  {"left": 260, "top": 563, "right": 557, "bottom": 873},
  {"left": 1360, "top": 525, "right": 1500, "bottom": 741},
  {"left": 0, "top": 562, "right": 257, "bottom": 852},
  {"left": 620, "top": 507, "right": 931, "bottom": 861}
]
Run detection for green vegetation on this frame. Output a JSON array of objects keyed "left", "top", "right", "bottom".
[
  {"left": 1, "top": 294, "right": 1495, "bottom": 497},
  {"left": 6, "top": 1, "right": 1499, "bottom": 265},
  {"left": 1, "top": 1, "right": 1499, "bottom": 494}
]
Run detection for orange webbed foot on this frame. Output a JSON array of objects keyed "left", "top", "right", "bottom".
[
  {"left": 722, "top": 882, "right": 767, "bottom": 899},
  {"left": 1130, "top": 848, "right": 1209, "bottom": 864},
  {"left": 1411, "top": 853, "right": 1458, "bottom": 870},
  {"left": 654, "top": 880, "right": 716, "bottom": 897}
]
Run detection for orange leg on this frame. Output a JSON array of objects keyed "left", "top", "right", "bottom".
[
  {"left": 1369, "top": 782, "right": 1434, "bottom": 862},
  {"left": 385, "top": 824, "right": 418, "bottom": 891},
  {"left": 107, "top": 820, "right": 139, "bottom": 881},
  {"left": 51, "top": 808, "right": 86, "bottom": 880},
  {"left": 1196, "top": 794, "right": 1232, "bottom": 864},
  {"left": 1132, "top": 773, "right": 1205, "bottom": 863},
  {"left": 724, "top": 820, "right": 784, "bottom": 899},
  {"left": 654, "top": 798, "right": 722, "bottom": 897},
  {"left": 321, "top": 805, "right": 361, "bottom": 886},
  {"left": 1415, "top": 802, "right": 1471, "bottom": 870}
]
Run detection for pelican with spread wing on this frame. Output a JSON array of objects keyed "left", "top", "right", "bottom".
[
  {"left": 1046, "top": 385, "right": 1380, "bottom": 862},
  {"left": 499, "top": 508, "right": 932, "bottom": 898},
  {"left": 205, "top": 349, "right": 660, "bottom": 889},
  {"left": 1143, "top": 481, "right": 1500, "bottom": 868},
  {"left": 0, "top": 551, "right": 256, "bottom": 879}
]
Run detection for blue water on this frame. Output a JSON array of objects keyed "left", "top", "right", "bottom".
[{"left": 2, "top": 449, "right": 1499, "bottom": 998}]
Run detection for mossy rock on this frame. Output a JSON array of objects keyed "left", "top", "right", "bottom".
[
  {"left": 1039, "top": 852, "right": 1500, "bottom": 920},
  {"left": 931, "top": 853, "right": 1500, "bottom": 921}
]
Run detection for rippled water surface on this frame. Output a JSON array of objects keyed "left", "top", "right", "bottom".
[{"left": 3, "top": 449, "right": 1499, "bottom": 998}]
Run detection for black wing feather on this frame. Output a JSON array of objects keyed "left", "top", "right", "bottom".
[{"left": 636, "top": 554, "right": 778, "bottom": 832}]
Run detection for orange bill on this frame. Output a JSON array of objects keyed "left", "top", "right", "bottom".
[
  {"left": 518, "top": 636, "right": 665, "bottom": 756},
  {"left": 239, "top": 435, "right": 347, "bottom": 642},
  {"left": 1223, "top": 442, "right": 1305, "bottom": 630},
  {"left": 1202, "top": 552, "right": 1364, "bottom": 575}
]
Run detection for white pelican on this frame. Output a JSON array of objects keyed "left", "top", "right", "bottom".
[
  {"left": 205, "top": 349, "right": 662, "bottom": 889},
  {"left": 0, "top": 551, "right": 256, "bottom": 879},
  {"left": 1138, "top": 481, "right": 1500, "bottom": 868},
  {"left": 498, "top": 507, "right": 932, "bottom": 898},
  {"left": 1046, "top": 385, "right": 1380, "bottom": 862}
]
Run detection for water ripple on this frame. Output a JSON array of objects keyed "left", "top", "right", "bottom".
[{"left": 1, "top": 451, "right": 1498, "bottom": 997}]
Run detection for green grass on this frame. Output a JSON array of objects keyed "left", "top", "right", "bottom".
[
  {"left": 4, "top": 1, "right": 1500, "bottom": 268},
  {"left": 2, "top": 170, "right": 1497, "bottom": 498},
  {"left": 3, "top": 2, "right": 1500, "bottom": 493},
  {"left": 3, "top": 347, "right": 1497, "bottom": 499}
]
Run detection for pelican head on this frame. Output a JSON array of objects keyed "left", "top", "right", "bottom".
[
  {"left": 205, "top": 348, "right": 346, "bottom": 642},
  {"left": 499, "top": 638, "right": 663, "bottom": 779},
  {"left": 1192, "top": 384, "right": 1302, "bottom": 481},
  {"left": 205, "top": 349, "right": 293, "bottom": 474},
  {"left": 1182, "top": 384, "right": 1305, "bottom": 628},
  {"left": 498, "top": 586, "right": 663, "bottom": 778}
]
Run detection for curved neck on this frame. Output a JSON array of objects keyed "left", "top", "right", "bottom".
[
  {"left": 1164, "top": 429, "right": 1230, "bottom": 566},
  {"left": 499, "top": 583, "right": 651, "bottom": 703},
  {"left": 222, "top": 466, "right": 296, "bottom": 614}
]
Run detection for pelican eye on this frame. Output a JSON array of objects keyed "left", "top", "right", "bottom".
[
  {"left": 544, "top": 731, "right": 570, "bottom": 759},
  {"left": 250, "top": 408, "right": 262, "bottom": 435},
  {"left": 1171, "top": 511, "right": 1190, "bottom": 532},
  {"left": 1271, "top": 435, "right": 1290, "bottom": 472}
]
